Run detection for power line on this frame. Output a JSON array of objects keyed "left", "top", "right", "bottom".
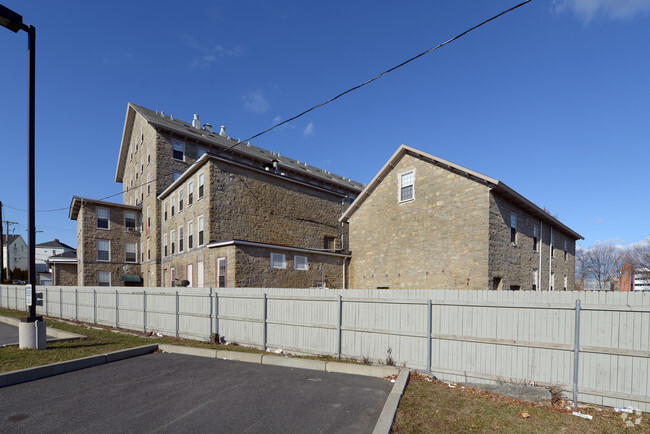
[{"left": 4, "top": 1, "right": 530, "bottom": 214}]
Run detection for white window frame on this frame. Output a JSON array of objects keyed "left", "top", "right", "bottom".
[
  {"left": 97, "top": 207, "right": 110, "bottom": 229},
  {"left": 270, "top": 253, "right": 286, "bottom": 269},
  {"left": 188, "top": 180, "right": 194, "bottom": 206},
  {"left": 170, "top": 229, "right": 176, "bottom": 254},
  {"left": 186, "top": 264, "right": 193, "bottom": 287},
  {"left": 188, "top": 220, "right": 193, "bottom": 249},
  {"left": 179, "top": 188, "right": 184, "bottom": 212},
  {"left": 172, "top": 139, "right": 185, "bottom": 161},
  {"left": 124, "top": 211, "right": 136, "bottom": 230},
  {"left": 97, "top": 271, "right": 111, "bottom": 286},
  {"left": 398, "top": 169, "right": 415, "bottom": 203},
  {"left": 163, "top": 233, "right": 168, "bottom": 257},
  {"left": 197, "top": 261, "right": 204, "bottom": 287},
  {"left": 294, "top": 255, "right": 308, "bottom": 270},
  {"left": 147, "top": 238, "right": 151, "bottom": 261},
  {"left": 179, "top": 225, "right": 184, "bottom": 252},
  {"left": 97, "top": 239, "right": 110, "bottom": 261},
  {"left": 125, "top": 242, "right": 137, "bottom": 263},
  {"left": 533, "top": 225, "right": 538, "bottom": 252},
  {"left": 198, "top": 173, "right": 205, "bottom": 199},
  {"left": 198, "top": 215, "right": 204, "bottom": 245},
  {"left": 217, "top": 257, "right": 227, "bottom": 288}
]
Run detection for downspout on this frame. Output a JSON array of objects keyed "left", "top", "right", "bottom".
[
  {"left": 538, "top": 219, "right": 543, "bottom": 291},
  {"left": 342, "top": 257, "right": 346, "bottom": 289},
  {"left": 159, "top": 197, "right": 164, "bottom": 287},
  {"left": 549, "top": 226, "right": 553, "bottom": 291}
]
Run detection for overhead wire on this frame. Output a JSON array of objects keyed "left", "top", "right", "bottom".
[{"left": 4, "top": 0, "right": 531, "bottom": 215}]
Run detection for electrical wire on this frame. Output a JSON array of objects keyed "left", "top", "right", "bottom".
[{"left": 3, "top": 0, "right": 531, "bottom": 215}]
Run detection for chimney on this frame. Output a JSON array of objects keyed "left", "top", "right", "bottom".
[
  {"left": 192, "top": 114, "right": 200, "bottom": 129},
  {"left": 220, "top": 125, "right": 227, "bottom": 137},
  {"left": 203, "top": 123, "right": 213, "bottom": 133}
]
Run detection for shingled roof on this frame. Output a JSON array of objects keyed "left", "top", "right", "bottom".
[{"left": 116, "top": 103, "right": 364, "bottom": 193}]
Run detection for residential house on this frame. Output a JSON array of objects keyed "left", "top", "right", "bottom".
[
  {"left": 45, "top": 250, "right": 78, "bottom": 286},
  {"left": 70, "top": 103, "right": 363, "bottom": 287},
  {"left": 2, "top": 234, "right": 28, "bottom": 277},
  {"left": 35, "top": 238, "right": 76, "bottom": 284},
  {"left": 340, "top": 145, "right": 583, "bottom": 290}
]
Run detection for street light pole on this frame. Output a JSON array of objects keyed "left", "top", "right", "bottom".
[{"left": 1, "top": 3, "right": 44, "bottom": 348}]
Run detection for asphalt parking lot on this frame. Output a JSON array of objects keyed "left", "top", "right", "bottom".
[
  {"left": 0, "top": 352, "right": 393, "bottom": 433},
  {"left": 0, "top": 321, "right": 19, "bottom": 346}
]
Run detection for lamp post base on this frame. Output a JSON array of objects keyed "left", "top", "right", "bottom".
[{"left": 19, "top": 316, "right": 46, "bottom": 349}]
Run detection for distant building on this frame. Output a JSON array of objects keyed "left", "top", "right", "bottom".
[
  {"left": 340, "top": 145, "right": 583, "bottom": 290},
  {"left": 616, "top": 262, "right": 650, "bottom": 292},
  {"left": 45, "top": 250, "right": 78, "bottom": 286},
  {"left": 35, "top": 238, "right": 76, "bottom": 279},
  {"left": 2, "top": 234, "right": 28, "bottom": 274}
]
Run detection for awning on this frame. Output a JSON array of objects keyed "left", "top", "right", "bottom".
[{"left": 122, "top": 275, "right": 142, "bottom": 283}]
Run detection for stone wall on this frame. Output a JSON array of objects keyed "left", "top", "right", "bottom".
[
  {"left": 348, "top": 153, "right": 490, "bottom": 289},
  {"left": 52, "top": 263, "right": 77, "bottom": 286}
]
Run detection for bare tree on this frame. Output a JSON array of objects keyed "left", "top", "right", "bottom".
[
  {"left": 575, "top": 246, "right": 587, "bottom": 290},
  {"left": 626, "top": 237, "right": 650, "bottom": 270},
  {"left": 583, "top": 243, "right": 624, "bottom": 291}
]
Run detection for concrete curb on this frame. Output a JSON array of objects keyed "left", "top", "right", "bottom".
[
  {"left": 217, "top": 350, "right": 263, "bottom": 363},
  {"left": 0, "top": 344, "right": 158, "bottom": 388},
  {"left": 158, "top": 344, "right": 217, "bottom": 359},
  {"left": 262, "top": 355, "right": 328, "bottom": 371},
  {"left": 373, "top": 370, "right": 410, "bottom": 434}
]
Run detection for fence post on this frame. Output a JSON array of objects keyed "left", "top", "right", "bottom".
[
  {"left": 75, "top": 288, "right": 78, "bottom": 321},
  {"left": 573, "top": 299, "right": 581, "bottom": 406},
  {"left": 263, "top": 293, "right": 268, "bottom": 351},
  {"left": 45, "top": 287, "right": 48, "bottom": 316},
  {"left": 175, "top": 290, "right": 179, "bottom": 338},
  {"left": 427, "top": 299, "right": 432, "bottom": 373},
  {"left": 215, "top": 290, "right": 219, "bottom": 339},
  {"left": 143, "top": 290, "right": 147, "bottom": 333},
  {"left": 337, "top": 295, "right": 342, "bottom": 359},
  {"left": 59, "top": 287, "right": 62, "bottom": 318},
  {"left": 115, "top": 289, "right": 119, "bottom": 329},
  {"left": 93, "top": 289, "right": 97, "bottom": 324},
  {"left": 209, "top": 288, "right": 213, "bottom": 339},
  {"left": 15, "top": 286, "right": 17, "bottom": 309}
]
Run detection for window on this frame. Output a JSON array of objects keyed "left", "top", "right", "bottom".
[
  {"left": 171, "top": 268, "right": 176, "bottom": 286},
  {"left": 197, "top": 147, "right": 207, "bottom": 158},
  {"left": 179, "top": 188, "right": 184, "bottom": 212},
  {"left": 140, "top": 156, "right": 144, "bottom": 174},
  {"left": 163, "top": 233, "right": 168, "bottom": 257},
  {"left": 294, "top": 256, "right": 308, "bottom": 270},
  {"left": 563, "top": 275, "right": 568, "bottom": 291},
  {"left": 97, "top": 240, "right": 110, "bottom": 261},
  {"left": 172, "top": 139, "right": 184, "bottom": 160},
  {"left": 140, "top": 186, "right": 143, "bottom": 204},
  {"left": 179, "top": 226, "right": 184, "bottom": 252},
  {"left": 141, "top": 241, "right": 144, "bottom": 262},
  {"left": 147, "top": 174, "right": 151, "bottom": 196},
  {"left": 270, "top": 253, "right": 286, "bottom": 269},
  {"left": 125, "top": 211, "right": 136, "bottom": 230},
  {"left": 147, "top": 145, "right": 151, "bottom": 165},
  {"left": 532, "top": 268, "right": 538, "bottom": 291},
  {"left": 197, "top": 261, "right": 204, "bottom": 287},
  {"left": 172, "top": 171, "right": 182, "bottom": 182},
  {"left": 551, "top": 232, "right": 555, "bottom": 258},
  {"left": 147, "top": 238, "right": 151, "bottom": 260},
  {"left": 187, "top": 264, "right": 193, "bottom": 287},
  {"left": 171, "top": 195, "right": 175, "bottom": 217},
  {"left": 125, "top": 242, "right": 137, "bottom": 263},
  {"left": 550, "top": 272, "right": 555, "bottom": 291},
  {"left": 217, "top": 258, "right": 226, "bottom": 288},
  {"left": 198, "top": 173, "right": 204, "bottom": 199},
  {"left": 146, "top": 206, "right": 151, "bottom": 228},
  {"left": 533, "top": 225, "right": 538, "bottom": 252},
  {"left": 188, "top": 221, "right": 193, "bottom": 249},
  {"left": 399, "top": 170, "right": 415, "bottom": 202},
  {"left": 563, "top": 240, "right": 568, "bottom": 262},
  {"left": 171, "top": 230, "right": 176, "bottom": 254},
  {"left": 324, "top": 236, "right": 336, "bottom": 250},
  {"left": 188, "top": 181, "right": 194, "bottom": 206},
  {"left": 510, "top": 213, "right": 517, "bottom": 245},
  {"left": 198, "top": 216, "right": 204, "bottom": 245},
  {"left": 97, "top": 208, "right": 109, "bottom": 229},
  {"left": 98, "top": 271, "right": 110, "bottom": 286},
  {"left": 164, "top": 201, "right": 168, "bottom": 221}
]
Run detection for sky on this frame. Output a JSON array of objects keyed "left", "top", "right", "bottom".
[{"left": 0, "top": 0, "right": 648, "bottom": 251}]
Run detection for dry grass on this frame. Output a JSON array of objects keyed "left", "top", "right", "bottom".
[{"left": 393, "top": 373, "right": 648, "bottom": 433}]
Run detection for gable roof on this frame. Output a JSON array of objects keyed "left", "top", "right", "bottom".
[
  {"left": 69, "top": 196, "right": 142, "bottom": 220},
  {"left": 2, "top": 234, "right": 24, "bottom": 246},
  {"left": 115, "top": 103, "right": 363, "bottom": 193},
  {"left": 36, "top": 239, "right": 75, "bottom": 250},
  {"left": 340, "top": 145, "right": 583, "bottom": 240},
  {"left": 46, "top": 250, "right": 77, "bottom": 264}
]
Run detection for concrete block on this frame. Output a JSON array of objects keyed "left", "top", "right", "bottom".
[
  {"left": 262, "top": 355, "right": 326, "bottom": 371},
  {"left": 325, "top": 361, "right": 399, "bottom": 378},
  {"left": 158, "top": 344, "right": 217, "bottom": 358},
  {"left": 216, "top": 350, "right": 263, "bottom": 364}
]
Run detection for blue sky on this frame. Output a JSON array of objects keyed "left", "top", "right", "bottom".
[{"left": 0, "top": 0, "right": 648, "bottom": 250}]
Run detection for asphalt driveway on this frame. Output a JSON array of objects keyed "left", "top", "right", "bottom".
[{"left": 0, "top": 352, "right": 392, "bottom": 433}]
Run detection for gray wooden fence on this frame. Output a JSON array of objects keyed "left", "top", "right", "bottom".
[{"left": 1, "top": 285, "right": 648, "bottom": 411}]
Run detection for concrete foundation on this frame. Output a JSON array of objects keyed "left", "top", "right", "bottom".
[{"left": 19, "top": 320, "right": 47, "bottom": 349}]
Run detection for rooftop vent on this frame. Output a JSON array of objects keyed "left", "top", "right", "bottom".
[
  {"left": 219, "top": 125, "right": 227, "bottom": 137},
  {"left": 203, "top": 123, "right": 213, "bottom": 133},
  {"left": 192, "top": 114, "right": 200, "bottom": 129}
]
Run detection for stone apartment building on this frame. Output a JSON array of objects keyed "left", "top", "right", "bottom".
[
  {"left": 340, "top": 145, "right": 583, "bottom": 291},
  {"left": 70, "top": 103, "right": 363, "bottom": 287}
]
